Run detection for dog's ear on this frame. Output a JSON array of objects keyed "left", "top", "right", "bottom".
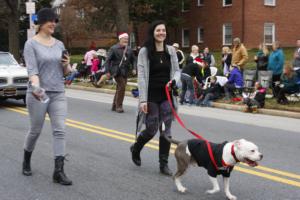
[{"left": 234, "top": 139, "right": 246, "bottom": 149}]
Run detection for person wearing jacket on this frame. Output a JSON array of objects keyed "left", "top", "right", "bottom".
[
  {"left": 130, "top": 20, "right": 180, "bottom": 176},
  {"left": 268, "top": 41, "right": 285, "bottom": 96},
  {"left": 172, "top": 43, "right": 185, "bottom": 69},
  {"left": 243, "top": 82, "right": 266, "bottom": 113},
  {"left": 180, "top": 57, "right": 204, "bottom": 105},
  {"left": 232, "top": 37, "right": 248, "bottom": 72},
  {"left": 186, "top": 45, "right": 201, "bottom": 65},
  {"left": 221, "top": 46, "right": 232, "bottom": 76},
  {"left": 254, "top": 43, "right": 269, "bottom": 72},
  {"left": 198, "top": 76, "right": 222, "bottom": 107},
  {"left": 293, "top": 39, "right": 300, "bottom": 68},
  {"left": 276, "top": 65, "right": 299, "bottom": 104},
  {"left": 104, "top": 33, "right": 137, "bottom": 113},
  {"left": 224, "top": 65, "right": 244, "bottom": 99}
]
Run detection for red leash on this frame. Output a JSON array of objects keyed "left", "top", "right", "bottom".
[{"left": 165, "top": 81, "right": 220, "bottom": 171}]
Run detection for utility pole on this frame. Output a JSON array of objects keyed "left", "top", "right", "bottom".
[{"left": 26, "top": 0, "right": 36, "bottom": 39}]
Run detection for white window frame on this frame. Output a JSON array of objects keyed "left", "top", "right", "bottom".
[
  {"left": 197, "top": 0, "right": 204, "bottom": 6},
  {"left": 264, "top": 23, "right": 275, "bottom": 45},
  {"left": 197, "top": 27, "right": 204, "bottom": 43},
  {"left": 264, "top": 0, "right": 276, "bottom": 6},
  {"left": 182, "top": 28, "right": 190, "bottom": 47},
  {"left": 223, "top": 0, "right": 232, "bottom": 7},
  {"left": 223, "top": 24, "right": 232, "bottom": 45},
  {"left": 181, "top": 0, "right": 190, "bottom": 12}
]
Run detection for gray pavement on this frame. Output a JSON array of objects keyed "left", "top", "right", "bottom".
[{"left": 0, "top": 90, "right": 299, "bottom": 200}]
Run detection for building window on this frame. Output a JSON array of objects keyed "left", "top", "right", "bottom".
[
  {"left": 181, "top": 0, "right": 190, "bottom": 12},
  {"left": 197, "top": 0, "right": 204, "bottom": 6},
  {"left": 264, "top": 0, "right": 276, "bottom": 6},
  {"left": 182, "top": 29, "right": 190, "bottom": 47},
  {"left": 223, "top": 24, "right": 232, "bottom": 45},
  {"left": 264, "top": 23, "right": 275, "bottom": 45},
  {"left": 197, "top": 27, "right": 204, "bottom": 43},
  {"left": 223, "top": 0, "right": 232, "bottom": 6}
]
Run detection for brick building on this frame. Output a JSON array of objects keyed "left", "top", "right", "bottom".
[{"left": 177, "top": 0, "right": 300, "bottom": 50}]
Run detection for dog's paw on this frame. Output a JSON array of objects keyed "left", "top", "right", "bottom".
[
  {"left": 226, "top": 194, "right": 237, "bottom": 200},
  {"left": 205, "top": 189, "right": 220, "bottom": 194},
  {"left": 177, "top": 186, "right": 187, "bottom": 193}
]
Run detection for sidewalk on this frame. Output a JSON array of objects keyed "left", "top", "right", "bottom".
[{"left": 66, "top": 84, "right": 300, "bottom": 119}]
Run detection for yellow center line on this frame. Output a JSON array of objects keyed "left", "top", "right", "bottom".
[{"left": 3, "top": 106, "right": 300, "bottom": 188}]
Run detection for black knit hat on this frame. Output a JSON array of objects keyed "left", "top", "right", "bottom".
[{"left": 34, "top": 8, "right": 59, "bottom": 25}]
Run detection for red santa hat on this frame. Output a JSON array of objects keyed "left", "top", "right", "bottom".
[
  {"left": 193, "top": 57, "right": 204, "bottom": 66},
  {"left": 118, "top": 32, "right": 129, "bottom": 40}
]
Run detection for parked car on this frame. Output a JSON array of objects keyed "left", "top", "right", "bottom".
[{"left": 0, "top": 52, "right": 28, "bottom": 103}]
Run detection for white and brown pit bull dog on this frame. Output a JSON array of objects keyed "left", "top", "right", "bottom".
[{"left": 165, "top": 136, "right": 263, "bottom": 200}]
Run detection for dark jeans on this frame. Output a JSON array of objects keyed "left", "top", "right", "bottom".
[
  {"left": 140, "top": 101, "right": 173, "bottom": 138},
  {"left": 224, "top": 83, "right": 242, "bottom": 98},
  {"left": 180, "top": 73, "right": 194, "bottom": 104},
  {"left": 243, "top": 98, "right": 260, "bottom": 108},
  {"left": 113, "top": 76, "right": 127, "bottom": 109},
  {"left": 272, "top": 74, "right": 281, "bottom": 97},
  {"left": 201, "top": 93, "right": 219, "bottom": 106}
]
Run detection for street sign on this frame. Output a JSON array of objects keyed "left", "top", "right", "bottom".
[
  {"left": 26, "top": 2, "right": 35, "bottom": 14},
  {"left": 31, "top": 14, "right": 37, "bottom": 22}
]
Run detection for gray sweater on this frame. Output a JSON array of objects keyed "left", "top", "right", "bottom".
[
  {"left": 293, "top": 48, "right": 300, "bottom": 68},
  {"left": 136, "top": 45, "right": 180, "bottom": 133},
  {"left": 24, "top": 38, "right": 65, "bottom": 92}
]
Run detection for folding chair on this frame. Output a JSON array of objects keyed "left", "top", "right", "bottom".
[
  {"left": 210, "top": 67, "right": 218, "bottom": 76},
  {"left": 258, "top": 70, "right": 273, "bottom": 97},
  {"left": 243, "top": 70, "right": 256, "bottom": 93}
]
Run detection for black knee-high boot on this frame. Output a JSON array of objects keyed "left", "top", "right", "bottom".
[
  {"left": 22, "top": 150, "right": 32, "bottom": 176},
  {"left": 53, "top": 156, "right": 72, "bottom": 185},
  {"left": 130, "top": 133, "right": 153, "bottom": 166},
  {"left": 159, "top": 136, "right": 173, "bottom": 176}
]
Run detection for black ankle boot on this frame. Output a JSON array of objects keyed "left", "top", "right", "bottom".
[
  {"left": 53, "top": 156, "right": 72, "bottom": 185},
  {"left": 130, "top": 133, "right": 153, "bottom": 166},
  {"left": 159, "top": 136, "right": 173, "bottom": 176},
  {"left": 22, "top": 150, "right": 32, "bottom": 176}
]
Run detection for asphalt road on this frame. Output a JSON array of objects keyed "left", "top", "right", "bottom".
[{"left": 0, "top": 89, "right": 299, "bottom": 200}]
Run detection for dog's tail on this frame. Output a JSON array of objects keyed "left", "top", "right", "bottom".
[{"left": 163, "top": 134, "right": 180, "bottom": 145}]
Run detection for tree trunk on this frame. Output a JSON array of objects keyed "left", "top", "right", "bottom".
[
  {"left": 113, "top": 0, "right": 129, "bottom": 33},
  {"left": 8, "top": 10, "right": 20, "bottom": 61}
]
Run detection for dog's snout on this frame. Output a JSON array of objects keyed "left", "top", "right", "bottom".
[{"left": 260, "top": 154, "right": 263, "bottom": 160}]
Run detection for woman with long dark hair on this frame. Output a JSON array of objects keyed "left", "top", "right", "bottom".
[{"left": 130, "top": 20, "right": 180, "bottom": 176}]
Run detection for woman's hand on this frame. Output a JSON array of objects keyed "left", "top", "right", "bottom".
[
  {"left": 62, "top": 54, "right": 70, "bottom": 67},
  {"left": 140, "top": 102, "right": 148, "bottom": 113}
]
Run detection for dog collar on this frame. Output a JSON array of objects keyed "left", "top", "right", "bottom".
[
  {"left": 231, "top": 144, "right": 240, "bottom": 163},
  {"left": 220, "top": 145, "right": 240, "bottom": 169}
]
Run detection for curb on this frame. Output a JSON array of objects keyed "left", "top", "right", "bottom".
[
  {"left": 67, "top": 84, "right": 300, "bottom": 119},
  {"left": 212, "top": 102, "right": 300, "bottom": 119}
]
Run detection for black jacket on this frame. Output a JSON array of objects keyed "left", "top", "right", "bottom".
[
  {"left": 182, "top": 63, "right": 202, "bottom": 82},
  {"left": 188, "top": 139, "right": 233, "bottom": 177},
  {"left": 104, "top": 44, "right": 136, "bottom": 77}
]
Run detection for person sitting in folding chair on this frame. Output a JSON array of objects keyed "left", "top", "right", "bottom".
[
  {"left": 275, "top": 65, "right": 299, "bottom": 105},
  {"left": 243, "top": 82, "right": 266, "bottom": 113},
  {"left": 224, "top": 65, "right": 244, "bottom": 100}
]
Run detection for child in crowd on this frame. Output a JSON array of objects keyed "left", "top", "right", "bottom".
[
  {"left": 243, "top": 82, "right": 266, "bottom": 113},
  {"left": 90, "top": 52, "right": 100, "bottom": 83},
  {"left": 65, "top": 63, "right": 80, "bottom": 85}
]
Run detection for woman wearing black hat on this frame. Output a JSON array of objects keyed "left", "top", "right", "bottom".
[{"left": 22, "top": 8, "right": 72, "bottom": 185}]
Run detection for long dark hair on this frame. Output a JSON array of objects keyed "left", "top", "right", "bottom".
[{"left": 143, "top": 20, "right": 170, "bottom": 61}]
